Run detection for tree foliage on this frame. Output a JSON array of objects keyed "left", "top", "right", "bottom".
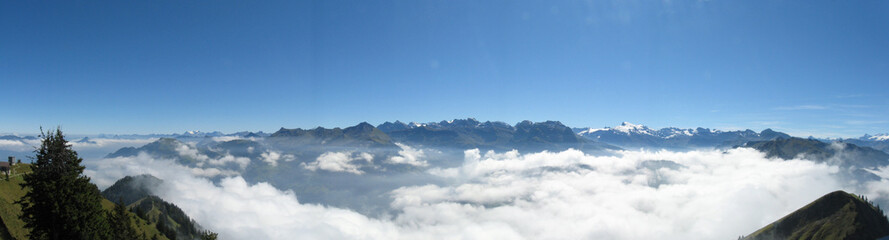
[
  {"left": 108, "top": 198, "right": 140, "bottom": 240},
  {"left": 200, "top": 230, "right": 218, "bottom": 240},
  {"left": 16, "top": 127, "right": 111, "bottom": 240}
]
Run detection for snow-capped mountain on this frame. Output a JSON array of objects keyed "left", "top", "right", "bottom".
[
  {"left": 835, "top": 133, "right": 889, "bottom": 154},
  {"left": 176, "top": 130, "right": 225, "bottom": 138},
  {"left": 862, "top": 134, "right": 889, "bottom": 141},
  {"left": 575, "top": 122, "right": 789, "bottom": 149}
]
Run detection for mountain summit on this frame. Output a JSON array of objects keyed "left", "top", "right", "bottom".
[{"left": 743, "top": 191, "right": 889, "bottom": 240}]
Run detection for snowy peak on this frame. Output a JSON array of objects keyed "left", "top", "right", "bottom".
[
  {"left": 864, "top": 134, "right": 889, "bottom": 141},
  {"left": 576, "top": 122, "right": 655, "bottom": 136},
  {"left": 578, "top": 127, "right": 608, "bottom": 135},
  {"left": 177, "top": 131, "right": 224, "bottom": 138},
  {"left": 613, "top": 122, "right": 654, "bottom": 135},
  {"left": 575, "top": 122, "right": 790, "bottom": 149},
  {"left": 657, "top": 127, "right": 694, "bottom": 139}
]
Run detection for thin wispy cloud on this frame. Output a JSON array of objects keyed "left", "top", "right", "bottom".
[
  {"left": 845, "top": 120, "right": 889, "bottom": 125},
  {"left": 835, "top": 94, "right": 869, "bottom": 99},
  {"left": 773, "top": 105, "right": 829, "bottom": 111}
]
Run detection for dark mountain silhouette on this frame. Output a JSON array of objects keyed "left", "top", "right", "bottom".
[
  {"left": 270, "top": 122, "right": 394, "bottom": 148},
  {"left": 106, "top": 138, "right": 182, "bottom": 159}
]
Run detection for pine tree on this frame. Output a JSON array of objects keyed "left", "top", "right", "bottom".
[
  {"left": 108, "top": 198, "right": 140, "bottom": 240},
  {"left": 16, "top": 127, "right": 111, "bottom": 240},
  {"left": 200, "top": 230, "right": 218, "bottom": 240}
]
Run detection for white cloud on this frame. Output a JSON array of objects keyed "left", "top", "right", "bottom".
[
  {"left": 86, "top": 153, "right": 238, "bottom": 189},
  {"left": 0, "top": 139, "right": 28, "bottom": 151},
  {"left": 87, "top": 148, "right": 873, "bottom": 240},
  {"left": 774, "top": 105, "right": 828, "bottom": 110},
  {"left": 302, "top": 151, "right": 373, "bottom": 174},
  {"left": 174, "top": 142, "right": 250, "bottom": 169},
  {"left": 394, "top": 148, "right": 842, "bottom": 239},
  {"left": 69, "top": 138, "right": 157, "bottom": 149},
  {"left": 87, "top": 153, "right": 400, "bottom": 239},
  {"left": 260, "top": 151, "right": 295, "bottom": 167},
  {"left": 387, "top": 143, "right": 428, "bottom": 167},
  {"left": 0, "top": 139, "right": 42, "bottom": 152},
  {"left": 210, "top": 136, "right": 261, "bottom": 143}
]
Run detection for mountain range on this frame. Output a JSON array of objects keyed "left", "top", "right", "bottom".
[
  {"left": 6, "top": 119, "right": 889, "bottom": 239},
  {"left": 574, "top": 122, "right": 791, "bottom": 150},
  {"left": 6, "top": 119, "right": 889, "bottom": 155},
  {"left": 377, "top": 118, "right": 616, "bottom": 152}
]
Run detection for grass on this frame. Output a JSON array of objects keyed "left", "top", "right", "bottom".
[
  {"left": 0, "top": 164, "right": 169, "bottom": 240},
  {"left": 0, "top": 164, "right": 33, "bottom": 240},
  {"left": 744, "top": 191, "right": 889, "bottom": 240}
]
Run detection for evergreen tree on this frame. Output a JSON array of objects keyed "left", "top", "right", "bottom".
[
  {"left": 200, "top": 230, "right": 218, "bottom": 240},
  {"left": 17, "top": 127, "right": 111, "bottom": 240},
  {"left": 108, "top": 198, "right": 140, "bottom": 240}
]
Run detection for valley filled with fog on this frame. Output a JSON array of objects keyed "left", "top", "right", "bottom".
[{"left": 5, "top": 120, "right": 888, "bottom": 239}]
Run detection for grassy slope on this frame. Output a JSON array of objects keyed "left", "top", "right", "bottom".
[
  {"left": 744, "top": 191, "right": 889, "bottom": 240},
  {"left": 0, "top": 164, "right": 169, "bottom": 240},
  {"left": 0, "top": 164, "right": 32, "bottom": 240}
]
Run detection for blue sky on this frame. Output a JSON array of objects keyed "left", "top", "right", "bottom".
[{"left": 1, "top": 0, "right": 887, "bottom": 137}]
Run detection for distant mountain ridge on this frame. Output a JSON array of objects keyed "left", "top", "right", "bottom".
[
  {"left": 742, "top": 137, "right": 889, "bottom": 169},
  {"left": 378, "top": 118, "right": 616, "bottom": 152},
  {"left": 573, "top": 122, "right": 791, "bottom": 149},
  {"left": 740, "top": 137, "right": 889, "bottom": 184},
  {"left": 270, "top": 122, "right": 394, "bottom": 148},
  {"left": 837, "top": 133, "right": 889, "bottom": 154}
]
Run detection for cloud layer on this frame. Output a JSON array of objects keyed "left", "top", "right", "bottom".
[
  {"left": 88, "top": 148, "right": 869, "bottom": 240},
  {"left": 302, "top": 151, "right": 374, "bottom": 174},
  {"left": 387, "top": 143, "right": 429, "bottom": 167}
]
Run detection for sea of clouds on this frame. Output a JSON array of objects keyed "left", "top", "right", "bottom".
[{"left": 82, "top": 146, "right": 889, "bottom": 240}]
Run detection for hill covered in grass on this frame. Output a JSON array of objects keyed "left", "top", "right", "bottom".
[
  {"left": 742, "top": 191, "right": 889, "bottom": 240},
  {"left": 0, "top": 164, "right": 170, "bottom": 240},
  {"left": 102, "top": 175, "right": 204, "bottom": 240}
]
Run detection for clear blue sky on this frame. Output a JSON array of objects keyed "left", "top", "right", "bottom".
[{"left": 2, "top": 0, "right": 888, "bottom": 137}]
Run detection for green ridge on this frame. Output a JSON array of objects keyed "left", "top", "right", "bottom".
[
  {"left": 0, "top": 164, "right": 169, "bottom": 240},
  {"left": 743, "top": 191, "right": 889, "bottom": 240}
]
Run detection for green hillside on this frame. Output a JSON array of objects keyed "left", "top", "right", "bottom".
[
  {"left": 103, "top": 175, "right": 205, "bottom": 240},
  {"left": 0, "top": 164, "right": 33, "bottom": 240},
  {"left": 0, "top": 164, "right": 170, "bottom": 240},
  {"left": 743, "top": 191, "right": 889, "bottom": 240}
]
